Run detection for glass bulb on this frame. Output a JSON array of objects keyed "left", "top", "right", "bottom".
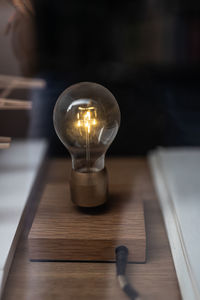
[{"left": 53, "top": 82, "right": 121, "bottom": 173}]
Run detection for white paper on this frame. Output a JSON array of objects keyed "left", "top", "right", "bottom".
[
  {"left": 149, "top": 148, "right": 200, "bottom": 300},
  {"left": 0, "top": 140, "right": 47, "bottom": 297}
]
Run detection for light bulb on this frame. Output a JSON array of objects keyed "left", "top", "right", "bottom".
[{"left": 53, "top": 82, "right": 120, "bottom": 207}]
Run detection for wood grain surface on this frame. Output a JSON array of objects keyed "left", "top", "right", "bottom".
[
  {"left": 28, "top": 183, "right": 146, "bottom": 262},
  {"left": 2, "top": 158, "right": 181, "bottom": 300}
]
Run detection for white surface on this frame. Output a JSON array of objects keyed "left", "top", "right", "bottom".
[
  {"left": 149, "top": 148, "right": 200, "bottom": 300},
  {"left": 0, "top": 140, "right": 47, "bottom": 297}
]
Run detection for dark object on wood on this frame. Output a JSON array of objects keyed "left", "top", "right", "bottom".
[
  {"left": 115, "top": 246, "right": 139, "bottom": 300},
  {"left": 116, "top": 246, "right": 129, "bottom": 276}
]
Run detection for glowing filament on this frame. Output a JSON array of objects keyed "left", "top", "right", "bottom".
[{"left": 76, "top": 106, "right": 97, "bottom": 134}]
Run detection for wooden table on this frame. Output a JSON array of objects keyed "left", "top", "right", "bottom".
[{"left": 2, "top": 158, "right": 181, "bottom": 300}]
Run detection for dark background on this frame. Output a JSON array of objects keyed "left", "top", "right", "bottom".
[{"left": 1, "top": 0, "right": 200, "bottom": 156}]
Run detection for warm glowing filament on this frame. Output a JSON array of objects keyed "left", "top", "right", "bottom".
[{"left": 76, "top": 106, "right": 97, "bottom": 134}]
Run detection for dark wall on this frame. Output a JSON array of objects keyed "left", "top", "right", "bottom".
[{"left": 29, "top": 0, "right": 200, "bottom": 156}]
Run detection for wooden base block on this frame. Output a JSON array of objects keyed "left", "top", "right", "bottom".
[{"left": 28, "top": 184, "right": 146, "bottom": 262}]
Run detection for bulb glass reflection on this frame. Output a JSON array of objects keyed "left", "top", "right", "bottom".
[{"left": 53, "top": 82, "right": 120, "bottom": 172}]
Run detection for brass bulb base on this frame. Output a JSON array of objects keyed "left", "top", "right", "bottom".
[{"left": 70, "top": 168, "right": 108, "bottom": 207}]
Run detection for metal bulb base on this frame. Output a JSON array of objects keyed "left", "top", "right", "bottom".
[{"left": 70, "top": 168, "right": 108, "bottom": 207}]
